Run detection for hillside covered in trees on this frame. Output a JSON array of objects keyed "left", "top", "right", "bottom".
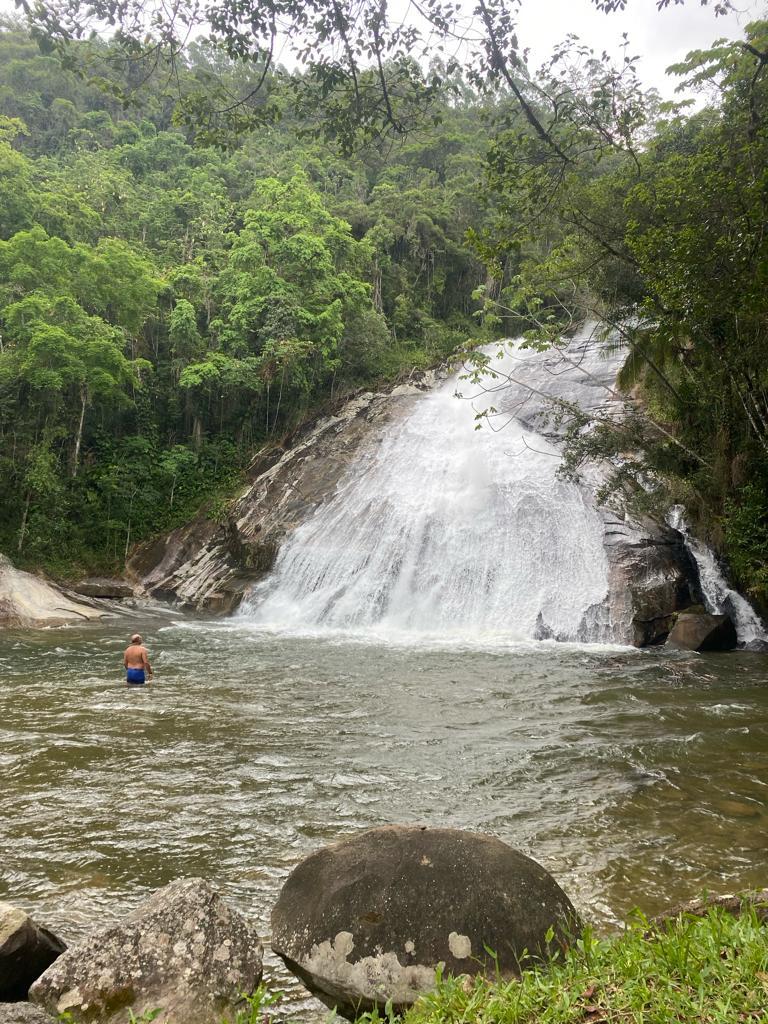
[
  {"left": 0, "top": 19, "right": 492, "bottom": 573},
  {"left": 1, "top": 5, "right": 767, "bottom": 612}
]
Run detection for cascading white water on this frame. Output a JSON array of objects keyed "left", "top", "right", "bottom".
[
  {"left": 667, "top": 506, "right": 767, "bottom": 646},
  {"left": 240, "top": 335, "right": 620, "bottom": 642}
]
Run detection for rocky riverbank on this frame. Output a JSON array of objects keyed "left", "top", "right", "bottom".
[
  {"left": 0, "top": 552, "right": 144, "bottom": 629},
  {"left": 3, "top": 827, "right": 576, "bottom": 1024},
  {"left": 3, "top": 827, "right": 766, "bottom": 1024}
]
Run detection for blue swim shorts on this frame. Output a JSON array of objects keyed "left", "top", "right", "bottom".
[{"left": 126, "top": 668, "right": 146, "bottom": 685}]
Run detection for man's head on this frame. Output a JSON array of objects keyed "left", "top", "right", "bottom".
[{"left": 130, "top": 633, "right": 142, "bottom": 644}]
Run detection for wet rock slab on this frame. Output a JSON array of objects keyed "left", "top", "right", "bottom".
[
  {"left": 0, "top": 556, "right": 104, "bottom": 628},
  {"left": 271, "top": 825, "right": 580, "bottom": 1018},
  {"left": 126, "top": 372, "right": 442, "bottom": 613},
  {"left": 29, "top": 878, "right": 263, "bottom": 1024},
  {"left": 68, "top": 578, "right": 134, "bottom": 599},
  {"left": 0, "top": 903, "right": 66, "bottom": 1002}
]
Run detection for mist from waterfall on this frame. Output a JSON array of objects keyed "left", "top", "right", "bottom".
[{"left": 240, "top": 335, "right": 621, "bottom": 642}]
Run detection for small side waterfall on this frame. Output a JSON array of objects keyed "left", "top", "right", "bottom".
[
  {"left": 668, "top": 506, "right": 767, "bottom": 646},
  {"left": 241, "top": 334, "right": 621, "bottom": 642}
]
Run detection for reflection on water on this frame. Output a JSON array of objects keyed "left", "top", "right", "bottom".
[{"left": 1, "top": 614, "right": 767, "bottom": 1012}]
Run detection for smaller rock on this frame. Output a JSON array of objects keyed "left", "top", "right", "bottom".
[
  {"left": 29, "top": 878, "right": 263, "bottom": 1024},
  {"left": 68, "top": 578, "right": 134, "bottom": 599},
  {"left": 0, "top": 1003, "right": 57, "bottom": 1024},
  {"left": 666, "top": 612, "right": 738, "bottom": 651},
  {"left": 0, "top": 904, "right": 66, "bottom": 1002}
]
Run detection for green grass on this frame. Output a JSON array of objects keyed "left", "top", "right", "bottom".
[
  {"left": 354, "top": 905, "right": 768, "bottom": 1024},
  {"left": 67, "top": 904, "right": 767, "bottom": 1024}
]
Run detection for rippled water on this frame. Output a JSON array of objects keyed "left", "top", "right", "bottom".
[{"left": 1, "top": 612, "right": 767, "bottom": 1011}]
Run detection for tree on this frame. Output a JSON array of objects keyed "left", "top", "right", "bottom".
[
  {"left": 204, "top": 173, "right": 386, "bottom": 432},
  {"left": 469, "top": 20, "right": 768, "bottom": 603},
  {"left": 3, "top": 292, "right": 142, "bottom": 475},
  {"left": 0, "top": 17, "right": 495, "bottom": 573},
  {"left": 14, "top": 0, "right": 733, "bottom": 149}
]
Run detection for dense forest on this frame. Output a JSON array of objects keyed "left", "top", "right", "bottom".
[
  {"left": 0, "top": 19, "right": 492, "bottom": 573},
  {"left": 1, "top": 6, "right": 767, "bottom": 610}
]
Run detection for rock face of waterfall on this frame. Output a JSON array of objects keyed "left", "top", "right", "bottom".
[{"left": 129, "top": 329, "right": 699, "bottom": 645}]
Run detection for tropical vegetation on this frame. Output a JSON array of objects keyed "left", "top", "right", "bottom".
[
  {"left": 1, "top": 1, "right": 767, "bottom": 611},
  {"left": 0, "top": 19, "right": 489, "bottom": 574}
]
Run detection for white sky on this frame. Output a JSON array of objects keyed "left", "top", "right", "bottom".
[
  {"left": 516, "top": 0, "right": 766, "bottom": 96},
  {"left": 0, "top": 0, "right": 765, "bottom": 97}
]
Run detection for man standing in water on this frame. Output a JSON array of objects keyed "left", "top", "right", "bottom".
[{"left": 123, "top": 633, "right": 153, "bottom": 685}]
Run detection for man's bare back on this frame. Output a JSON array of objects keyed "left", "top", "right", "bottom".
[{"left": 124, "top": 633, "right": 153, "bottom": 684}]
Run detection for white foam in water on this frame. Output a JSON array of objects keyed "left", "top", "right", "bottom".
[
  {"left": 240, "top": 335, "right": 618, "bottom": 643},
  {"left": 667, "top": 506, "right": 767, "bottom": 646}
]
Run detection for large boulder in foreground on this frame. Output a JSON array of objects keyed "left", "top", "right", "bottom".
[
  {"left": 0, "top": 556, "right": 104, "bottom": 628},
  {"left": 666, "top": 612, "right": 737, "bottom": 652},
  {"left": 0, "top": 904, "right": 66, "bottom": 1001},
  {"left": 271, "top": 825, "right": 579, "bottom": 1018},
  {"left": 29, "top": 879, "right": 263, "bottom": 1024}
]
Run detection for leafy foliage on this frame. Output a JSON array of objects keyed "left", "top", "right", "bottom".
[
  {"left": 471, "top": 20, "right": 768, "bottom": 607},
  {"left": 0, "top": 17, "right": 490, "bottom": 574}
]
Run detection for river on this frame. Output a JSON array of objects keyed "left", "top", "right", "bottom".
[{"left": 1, "top": 612, "right": 767, "bottom": 1011}]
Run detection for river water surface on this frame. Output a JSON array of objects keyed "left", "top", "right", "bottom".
[{"left": 2, "top": 612, "right": 767, "bottom": 1011}]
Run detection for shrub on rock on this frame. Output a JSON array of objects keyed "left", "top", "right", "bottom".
[
  {"left": 271, "top": 825, "right": 580, "bottom": 1018},
  {"left": 0, "top": 903, "right": 66, "bottom": 1002},
  {"left": 28, "top": 878, "right": 263, "bottom": 1024}
]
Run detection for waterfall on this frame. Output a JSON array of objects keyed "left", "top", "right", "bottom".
[
  {"left": 240, "top": 332, "right": 622, "bottom": 643},
  {"left": 667, "top": 506, "right": 767, "bottom": 647}
]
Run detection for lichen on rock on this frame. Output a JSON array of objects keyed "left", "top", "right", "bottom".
[
  {"left": 28, "top": 878, "right": 263, "bottom": 1024},
  {"left": 271, "top": 825, "right": 580, "bottom": 1018}
]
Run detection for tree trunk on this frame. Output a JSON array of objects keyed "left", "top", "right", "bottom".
[
  {"left": 17, "top": 490, "right": 31, "bottom": 554},
  {"left": 72, "top": 384, "right": 87, "bottom": 478},
  {"left": 273, "top": 366, "right": 285, "bottom": 433}
]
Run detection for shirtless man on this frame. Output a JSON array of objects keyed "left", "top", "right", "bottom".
[{"left": 123, "top": 633, "right": 153, "bottom": 685}]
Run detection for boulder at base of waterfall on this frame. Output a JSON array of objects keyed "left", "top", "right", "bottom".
[
  {"left": 0, "top": 556, "right": 104, "bottom": 628},
  {"left": 271, "top": 825, "right": 580, "bottom": 1019},
  {"left": 0, "top": 905, "right": 66, "bottom": 1002},
  {"left": 666, "top": 612, "right": 738, "bottom": 652},
  {"left": 0, "top": 1004, "right": 57, "bottom": 1024},
  {"left": 28, "top": 878, "right": 263, "bottom": 1024}
]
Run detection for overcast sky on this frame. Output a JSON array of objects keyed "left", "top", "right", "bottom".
[
  {"left": 1, "top": 0, "right": 765, "bottom": 97},
  {"left": 517, "top": 0, "right": 766, "bottom": 95}
]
